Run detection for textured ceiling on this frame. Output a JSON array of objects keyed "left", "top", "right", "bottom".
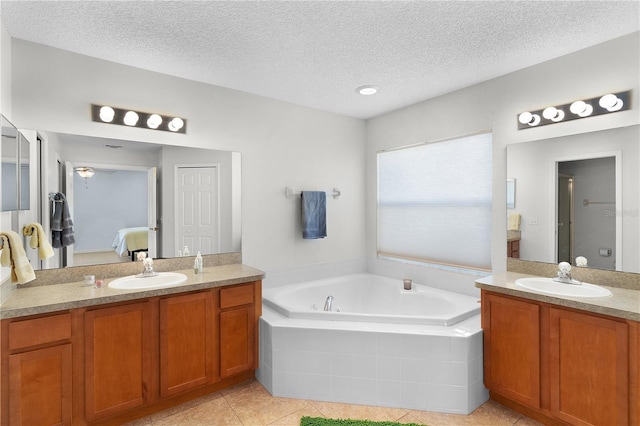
[{"left": 2, "top": 1, "right": 639, "bottom": 119}]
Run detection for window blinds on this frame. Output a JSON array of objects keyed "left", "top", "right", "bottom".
[{"left": 377, "top": 132, "right": 493, "bottom": 270}]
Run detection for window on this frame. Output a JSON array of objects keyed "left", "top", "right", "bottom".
[{"left": 377, "top": 132, "right": 492, "bottom": 271}]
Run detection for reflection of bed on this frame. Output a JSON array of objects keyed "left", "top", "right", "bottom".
[{"left": 112, "top": 227, "right": 148, "bottom": 258}]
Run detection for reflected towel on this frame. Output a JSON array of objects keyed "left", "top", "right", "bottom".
[
  {"left": 508, "top": 213, "right": 521, "bottom": 231},
  {"left": 0, "top": 231, "right": 36, "bottom": 284},
  {"left": 51, "top": 192, "right": 75, "bottom": 248},
  {"left": 301, "top": 191, "right": 327, "bottom": 239},
  {"left": 23, "top": 223, "right": 55, "bottom": 260}
]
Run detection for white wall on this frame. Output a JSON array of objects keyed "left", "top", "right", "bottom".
[
  {"left": 10, "top": 39, "right": 367, "bottom": 279},
  {"left": 366, "top": 33, "right": 639, "bottom": 296}
]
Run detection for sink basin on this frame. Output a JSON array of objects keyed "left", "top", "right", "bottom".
[
  {"left": 108, "top": 272, "right": 188, "bottom": 290},
  {"left": 515, "top": 277, "right": 612, "bottom": 298}
]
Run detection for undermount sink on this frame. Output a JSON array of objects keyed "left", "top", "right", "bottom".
[
  {"left": 108, "top": 272, "right": 188, "bottom": 290},
  {"left": 515, "top": 277, "right": 612, "bottom": 298}
]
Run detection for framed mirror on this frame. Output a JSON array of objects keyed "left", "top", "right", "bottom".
[
  {"left": 506, "top": 124, "right": 639, "bottom": 273},
  {"left": 1, "top": 116, "right": 19, "bottom": 211},
  {"left": 18, "top": 131, "right": 30, "bottom": 210},
  {"left": 37, "top": 131, "right": 241, "bottom": 270}
]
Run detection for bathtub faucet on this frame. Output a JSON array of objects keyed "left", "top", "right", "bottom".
[{"left": 323, "top": 295, "right": 334, "bottom": 311}]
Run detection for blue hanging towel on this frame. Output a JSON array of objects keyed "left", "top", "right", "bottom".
[{"left": 301, "top": 191, "right": 327, "bottom": 239}]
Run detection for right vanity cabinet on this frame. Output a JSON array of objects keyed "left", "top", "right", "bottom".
[{"left": 482, "top": 291, "right": 635, "bottom": 426}]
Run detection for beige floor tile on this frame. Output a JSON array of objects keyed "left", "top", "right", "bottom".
[
  {"left": 513, "top": 415, "right": 545, "bottom": 426},
  {"left": 409, "top": 400, "right": 522, "bottom": 426},
  {"left": 122, "top": 416, "right": 152, "bottom": 426},
  {"left": 267, "top": 405, "right": 326, "bottom": 425},
  {"left": 150, "top": 390, "right": 224, "bottom": 422},
  {"left": 308, "top": 400, "right": 411, "bottom": 423},
  {"left": 396, "top": 413, "right": 429, "bottom": 425},
  {"left": 153, "top": 397, "right": 242, "bottom": 426},
  {"left": 223, "top": 381, "right": 310, "bottom": 425}
]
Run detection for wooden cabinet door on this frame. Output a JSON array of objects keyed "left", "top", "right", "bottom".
[
  {"left": 160, "top": 291, "right": 215, "bottom": 397},
  {"left": 550, "top": 308, "right": 628, "bottom": 426},
  {"left": 219, "top": 306, "right": 255, "bottom": 377},
  {"left": 482, "top": 292, "right": 541, "bottom": 409},
  {"left": 84, "top": 301, "right": 152, "bottom": 422},
  {"left": 8, "top": 344, "right": 72, "bottom": 426}
]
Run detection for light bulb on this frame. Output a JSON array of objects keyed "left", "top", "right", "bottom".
[
  {"left": 569, "top": 100, "right": 593, "bottom": 117},
  {"left": 518, "top": 112, "right": 540, "bottom": 126},
  {"left": 99, "top": 106, "right": 115, "bottom": 122},
  {"left": 168, "top": 117, "right": 184, "bottom": 132},
  {"left": 123, "top": 111, "right": 139, "bottom": 126},
  {"left": 599, "top": 94, "right": 623, "bottom": 112},
  {"left": 542, "top": 106, "right": 565, "bottom": 122},
  {"left": 147, "top": 114, "right": 162, "bottom": 129}
]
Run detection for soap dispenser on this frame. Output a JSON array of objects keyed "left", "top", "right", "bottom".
[
  {"left": 195, "top": 251, "right": 203, "bottom": 274},
  {"left": 183, "top": 245, "right": 190, "bottom": 256}
]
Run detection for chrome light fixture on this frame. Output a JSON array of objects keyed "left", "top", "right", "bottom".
[
  {"left": 517, "top": 90, "right": 630, "bottom": 130},
  {"left": 91, "top": 104, "right": 187, "bottom": 133}
]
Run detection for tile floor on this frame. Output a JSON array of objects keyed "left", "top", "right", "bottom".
[{"left": 125, "top": 379, "right": 542, "bottom": 425}]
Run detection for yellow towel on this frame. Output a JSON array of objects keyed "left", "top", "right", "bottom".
[
  {"left": 0, "top": 230, "right": 36, "bottom": 284},
  {"left": 508, "top": 213, "right": 521, "bottom": 231},
  {"left": 23, "top": 223, "right": 55, "bottom": 260}
]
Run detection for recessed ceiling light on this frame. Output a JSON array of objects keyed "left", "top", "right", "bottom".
[{"left": 356, "top": 85, "right": 378, "bottom": 95}]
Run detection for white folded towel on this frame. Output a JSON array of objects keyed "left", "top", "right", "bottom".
[
  {"left": 508, "top": 213, "right": 521, "bottom": 231},
  {"left": 23, "top": 223, "right": 55, "bottom": 260},
  {"left": 0, "top": 230, "right": 36, "bottom": 284}
]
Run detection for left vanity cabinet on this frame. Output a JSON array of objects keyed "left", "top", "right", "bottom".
[
  {"left": 2, "top": 312, "right": 73, "bottom": 425},
  {"left": 1, "top": 278, "right": 261, "bottom": 425},
  {"left": 83, "top": 301, "right": 153, "bottom": 422}
]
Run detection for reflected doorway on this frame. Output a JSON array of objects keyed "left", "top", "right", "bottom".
[
  {"left": 557, "top": 157, "right": 616, "bottom": 269},
  {"left": 557, "top": 174, "right": 573, "bottom": 263}
]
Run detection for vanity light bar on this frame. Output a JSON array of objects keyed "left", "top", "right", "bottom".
[
  {"left": 90, "top": 104, "right": 187, "bottom": 134},
  {"left": 517, "top": 91, "right": 630, "bottom": 130}
]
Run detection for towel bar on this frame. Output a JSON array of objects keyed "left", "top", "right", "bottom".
[
  {"left": 285, "top": 187, "right": 341, "bottom": 199},
  {"left": 48, "top": 192, "right": 64, "bottom": 203}
]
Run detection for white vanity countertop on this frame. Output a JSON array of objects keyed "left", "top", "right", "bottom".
[
  {"left": 476, "top": 271, "right": 640, "bottom": 322},
  {"left": 0, "top": 263, "right": 265, "bottom": 320}
]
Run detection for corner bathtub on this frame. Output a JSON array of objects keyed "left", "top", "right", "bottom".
[
  {"left": 263, "top": 273, "right": 480, "bottom": 326},
  {"left": 257, "top": 273, "right": 488, "bottom": 415}
]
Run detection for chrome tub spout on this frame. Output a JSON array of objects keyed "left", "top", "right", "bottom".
[{"left": 324, "top": 295, "right": 334, "bottom": 311}]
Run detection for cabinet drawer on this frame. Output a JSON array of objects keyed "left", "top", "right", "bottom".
[
  {"left": 9, "top": 313, "right": 72, "bottom": 350},
  {"left": 220, "top": 284, "right": 254, "bottom": 309}
]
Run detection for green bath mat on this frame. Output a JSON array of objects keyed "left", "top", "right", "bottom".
[{"left": 300, "top": 416, "right": 425, "bottom": 426}]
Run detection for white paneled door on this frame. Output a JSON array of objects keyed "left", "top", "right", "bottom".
[{"left": 175, "top": 166, "right": 219, "bottom": 255}]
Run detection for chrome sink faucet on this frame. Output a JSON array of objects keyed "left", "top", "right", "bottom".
[
  {"left": 137, "top": 252, "right": 156, "bottom": 277},
  {"left": 554, "top": 261, "right": 580, "bottom": 285}
]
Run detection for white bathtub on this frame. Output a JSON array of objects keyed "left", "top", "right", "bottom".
[
  {"left": 258, "top": 273, "right": 488, "bottom": 415},
  {"left": 263, "top": 273, "right": 480, "bottom": 326}
]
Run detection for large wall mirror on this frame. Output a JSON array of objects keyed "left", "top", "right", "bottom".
[
  {"left": 37, "top": 130, "right": 241, "bottom": 270},
  {"left": 1, "top": 115, "right": 30, "bottom": 211},
  {"left": 506, "top": 124, "right": 639, "bottom": 274}
]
